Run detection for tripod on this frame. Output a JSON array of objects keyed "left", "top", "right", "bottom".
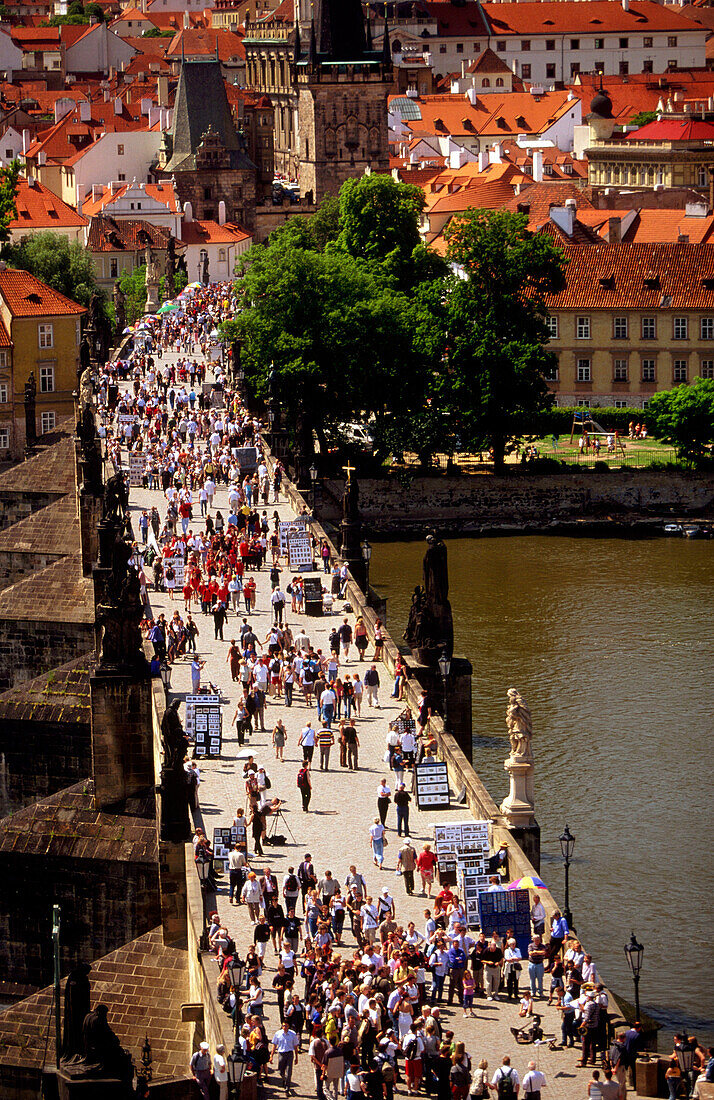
[{"left": 267, "top": 802, "right": 296, "bottom": 844}]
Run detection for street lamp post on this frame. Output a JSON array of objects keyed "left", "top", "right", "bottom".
[
  {"left": 52, "top": 905, "right": 61, "bottom": 1069},
  {"left": 558, "top": 824, "right": 576, "bottom": 932},
  {"left": 159, "top": 660, "right": 172, "bottom": 696},
  {"left": 676, "top": 1038, "right": 695, "bottom": 1097},
  {"left": 227, "top": 1044, "right": 248, "bottom": 1098},
  {"left": 196, "top": 855, "right": 212, "bottom": 950},
  {"left": 309, "top": 463, "right": 318, "bottom": 510},
  {"left": 438, "top": 649, "right": 451, "bottom": 732},
  {"left": 624, "top": 931, "right": 644, "bottom": 1022},
  {"left": 361, "top": 539, "right": 372, "bottom": 596}
]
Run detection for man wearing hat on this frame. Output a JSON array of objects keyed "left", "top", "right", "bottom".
[{"left": 190, "top": 1041, "right": 212, "bottom": 1099}]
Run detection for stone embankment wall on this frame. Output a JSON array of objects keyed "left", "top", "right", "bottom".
[{"left": 319, "top": 470, "right": 714, "bottom": 533}]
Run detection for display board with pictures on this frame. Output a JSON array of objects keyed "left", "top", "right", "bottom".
[
  {"left": 279, "top": 517, "right": 308, "bottom": 555},
  {"left": 128, "top": 450, "right": 145, "bottom": 487},
  {"left": 433, "top": 819, "right": 490, "bottom": 858},
  {"left": 415, "top": 759, "right": 450, "bottom": 810},
  {"left": 193, "top": 701, "right": 222, "bottom": 757},
  {"left": 213, "top": 824, "right": 248, "bottom": 870},
  {"left": 166, "top": 555, "right": 185, "bottom": 588},
  {"left": 477, "top": 888, "right": 532, "bottom": 958},
  {"left": 392, "top": 714, "right": 417, "bottom": 739},
  {"left": 287, "top": 530, "right": 313, "bottom": 572},
  {"left": 235, "top": 446, "right": 258, "bottom": 474},
  {"left": 185, "top": 693, "right": 221, "bottom": 738},
  {"left": 303, "top": 577, "right": 323, "bottom": 604}
]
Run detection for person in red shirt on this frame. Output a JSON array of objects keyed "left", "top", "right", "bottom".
[
  {"left": 416, "top": 844, "right": 438, "bottom": 898},
  {"left": 182, "top": 580, "right": 193, "bottom": 610},
  {"left": 244, "top": 577, "right": 256, "bottom": 612}
]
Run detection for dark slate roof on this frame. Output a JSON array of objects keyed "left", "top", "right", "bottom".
[
  {"left": 0, "top": 431, "right": 75, "bottom": 496},
  {"left": 0, "top": 655, "right": 92, "bottom": 724},
  {"left": 319, "top": 0, "right": 366, "bottom": 60},
  {"left": 0, "top": 929, "right": 189, "bottom": 1079},
  {"left": 165, "top": 58, "right": 254, "bottom": 172},
  {"left": 0, "top": 553, "right": 94, "bottom": 623},
  {"left": 0, "top": 491, "right": 78, "bottom": 555},
  {"left": 0, "top": 780, "right": 157, "bottom": 861},
  {"left": 88, "top": 215, "right": 171, "bottom": 254}
]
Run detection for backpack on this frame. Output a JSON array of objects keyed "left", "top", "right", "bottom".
[
  {"left": 286, "top": 875, "right": 299, "bottom": 893},
  {"left": 497, "top": 1069, "right": 516, "bottom": 1100},
  {"left": 381, "top": 1062, "right": 395, "bottom": 1084},
  {"left": 297, "top": 769, "right": 309, "bottom": 789},
  {"left": 405, "top": 1038, "right": 418, "bottom": 1061}
]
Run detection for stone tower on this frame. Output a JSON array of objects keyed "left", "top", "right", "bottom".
[{"left": 294, "top": 0, "right": 392, "bottom": 204}]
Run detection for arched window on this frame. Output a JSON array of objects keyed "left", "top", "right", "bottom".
[
  {"left": 482, "top": 78, "right": 490, "bottom": 87},
  {"left": 496, "top": 77, "right": 504, "bottom": 87}
]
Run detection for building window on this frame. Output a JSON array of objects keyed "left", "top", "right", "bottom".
[
  {"left": 619, "top": 61, "right": 629, "bottom": 75},
  {"left": 570, "top": 38, "right": 579, "bottom": 49},
  {"left": 0, "top": 382, "right": 7, "bottom": 403},
  {"left": 576, "top": 316, "right": 591, "bottom": 339},
  {"left": 595, "top": 38, "right": 604, "bottom": 49},
  {"left": 643, "top": 60, "right": 653, "bottom": 73},
  {"left": 668, "top": 35, "right": 677, "bottom": 47},
  {"left": 673, "top": 359, "right": 688, "bottom": 382},
  {"left": 218, "top": 248, "right": 226, "bottom": 262},
  {"left": 619, "top": 37, "right": 629, "bottom": 48},
  {"left": 701, "top": 359, "right": 714, "bottom": 378},
  {"left": 39, "top": 365, "right": 55, "bottom": 393},
  {"left": 613, "top": 359, "right": 629, "bottom": 381},
  {"left": 546, "top": 314, "right": 558, "bottom": 338},
  {"left": 641, "top": 317, "right": 656, "bottom": 339},
  {"left": 614, "top": 400, "right": 628, "bottom": 409},
  {"left": 0, "top": 427, "right": 8, "bottom": 449},
  {"left": 700, "top": 317, "right": 714, "bottom": 340},
  {"left": 613, "top": 316, "right": 628, "bottom": 339},
  {"left": 110, "top": 258, "right": 118, "bottom": 278},
  {"left": 38, "top": 323, "right": 53, "bottom": 348},
  {"left": 0, "top": 351, "right": 7, "bottom": 368},
  {"left": 75, "top": 320, "right": 81, "bottom": 346},
  {"left": 642, "top": 359, "right": 656, "bottom": 381},
  {"left": 439, "top": 45, "right": 446, "bottom": 54},
  {"left": 522, "top": 64, "right": 531, "bottom": 78},
  {"left": 577, "top": 358, "right": 591, "bottom": 382},
  {"left": 546, "top": 63, "right": 556, "bottom": 78},
  {"left": 40, "top": 411, "right": 55, "bottom": 434},
  {"left": 673, "top": 316, "right": 688, "bottom": 340},
  {"left": 570, "top": 62, "right": 580, "bottom": 76},
  {"left": 117, "top": 143, "right": 124, "bottom": 155},
  {"left": 496, "top": 40, "right": 506, "bottom": 51},
  {"left": 577, "top": 398, "right": 591, "bottom": 408},
  {"left": 543, "top": 363, "right": 559, "bottom": 381},
  {"left": 456, "top": 43, "right": 463, "bottom": 54},
  {"left": 521, "top": 39, "right": 530, "bottom": 50},
  {"left": 546, "top": 39, "right": 555, "bottom": 50},
  {"left": 118, "top": 173, "right": 126, "bottom": 181},
  {"left": 644, "top": 36, "right": 653, "bottom": 47}
]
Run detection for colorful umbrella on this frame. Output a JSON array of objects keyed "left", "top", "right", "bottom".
[
  {"left": 507, "top": 876, "right": 546, "bottom": 891},
  {"left": 157, "top": 301, "right": 178, "bottom": 314}
]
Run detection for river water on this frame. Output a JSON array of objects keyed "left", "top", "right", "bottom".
[{"left": 371, "top": 536, "right": 714, "bottom": 1045}]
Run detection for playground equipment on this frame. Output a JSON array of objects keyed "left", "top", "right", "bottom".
[{"left": 569, "top": 410, "right": 627, "bottom": 457}]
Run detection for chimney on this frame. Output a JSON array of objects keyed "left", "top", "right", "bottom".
[
  {"left": 104, "top": 86, "right": 110, "bottom": 102},
  {"left": 27, "top": 172, "right": 35, "bottom": 187},
  {"left": 491, "top": 142, "right": 502, "bottom": 163},
  {"left": 622, "top": 0, "right": 629, "bottom": 8},
  {"left": 218, "top": 199, "right": 226, "bottom": 225},
  {"left": 550, "top": 205, "right": 575, "bottom": 237},
  {"left": 92, "top": 182, "right": 103, "bottom": 201},
  {"left": 38, "top": 151, "right": 46, "bottom": 166},
  {"left": 466, "top": 87, "right": 478, "bottom": 107},
  {"left": 79, "top": 99, "right": 91, "bottom": 122},
  {"left": 678, "top": 232, "right": 689, "bottom": 244},
  {"left": 532, "top": 149, "right": 543, "bottom": 183},
  {"left": 140, "top": 96, "right": 152, "bottom": 115},
  {"left": 114, "top": 96, "right": 122, "bottom": 115},
  {"left": 461, "top": 59, "right": 467, "bottom": 78},
  {"left": 607, "top": 216, "right": 621, "bottom": 243},
  {"left": 183, "top": 9, "right": 189, "bottom": 27},
  {"left": 157, "top": 73, "right": 169, "bottom": 106},
  {"left": 22, "top": 128, "right": 30, "bottom": 153},
  {"left": 478, "top": 149, "right": 489, "bottom": 172},
  {"left": 184, "top": 200, "right": 193, "bottom": 222}
]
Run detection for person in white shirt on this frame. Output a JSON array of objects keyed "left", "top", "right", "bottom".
[
  {"left": 521, "top": 1061, "right": 546, "bottom": 1099},
  {"left": 270, "top": 1020, "right": 299, "bottom": 1092},
  {"left": 490, "top": 1057, "right": 520, "bottom": 1095},
  {"left": 213, "top": 1044, "right": 229, "bottom": 1100}
]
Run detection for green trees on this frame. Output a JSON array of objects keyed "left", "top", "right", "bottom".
[
  {"left": 647, "top": 379, "right": 714, "bottom": 464},
  {"left": 441, "top": 209, "right": 566, "bottom": 470},
  {"left": 0, "top": 160, "right": 19, "bottom": 245}
]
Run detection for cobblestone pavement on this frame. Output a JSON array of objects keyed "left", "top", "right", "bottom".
[{"left": 124, "top": 350, "right": 598, "bottom": 1100}]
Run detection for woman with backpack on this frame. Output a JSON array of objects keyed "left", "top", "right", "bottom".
[
  {"left": 297, "top": 763, "right": 312, "bottom": 813},
  {"left": 402, "top": 1020, "right": 426, "bottom": 1095}
]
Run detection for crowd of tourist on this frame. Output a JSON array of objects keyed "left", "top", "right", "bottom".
[{"left": 99, "top": 285, "right": 711, "bottom": 1100}]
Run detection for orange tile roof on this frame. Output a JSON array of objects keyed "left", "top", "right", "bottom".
[
  {"left": 483, "top": 0, "right": 703, "bottom": 36},
  {"left": 502, "top": 181, "right": 596, "bottom": 219},
  {"left": 10, "top": 177, "right": 87, "bottom": 230},
  {"left": 620, "top": 207, "right": 714, "bottom": 243},
  {"left": 180, "top": 218, "right": 251, "bottom": 244},
  {"left": 0, "top": 316, "right": 12, "bottom": 348},
  {"left": 541, "top": 242, "right": 714, "bottom": 310},
  {"left": 392, "top": 89, "right": 578, "bottom": 141},
  {"left": 165, "top": 27, "right": 245, "bottom": 61},
  {"left": 11, "top": 27, "right": 61, "bottom": 44},
  {"left": 81, "top": 180, "right": 180, "bottom": 217},
  {"left": 0, "top": 270, "right": 85, "bottom": 316},
  {"left": 626, "top": 118, "right": 714, "bottom": 141},
  {"left": 25, "top": 101, "right": 146, "bottom": 162}
]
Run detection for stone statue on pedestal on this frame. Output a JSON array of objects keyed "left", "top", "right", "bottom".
[
  {"left": 160, "top": 699, "right": 191, "bottom": 841},
  {"left": 165, "top": 237, "right": 176, "bottom": 300},
  {"left": 403, "top": 532, "right": 454, "bottom": 666},
  {"left": 80, "top": 1004, "right": 133, "bottom": 1084},
  {"left": 113, "top": 281, "right": 126, "bottom": 338},
  {"left": 500, "top": 687, "right": 536, "bottom": 826},
  {"left": 145, "top": 246, "right": 160, "bottom": 313},
  {"left": 61, "top": 963, "right": 92, "bottom": 1063}
]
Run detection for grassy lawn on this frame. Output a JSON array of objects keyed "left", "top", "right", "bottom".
[{"left": 522, "top": 435, "right": 677, "bottom": 467}]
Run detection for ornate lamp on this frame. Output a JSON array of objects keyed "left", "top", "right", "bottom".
[{"left": 623, "top": 931, "right": 644, "bottom": 1020}]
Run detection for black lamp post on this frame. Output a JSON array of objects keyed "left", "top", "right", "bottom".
[
  {"left": 196, "top": 855, "right": 211, "bottom": 950},
  {"left": 361, "top": 539, "right": 372, "bottom": 595},
  {"left": 676, "top": 1038, "right": 695, "bottom": 1097},
  {"left": 438, "top": 649, "right": 451, "bottom": 732},
  {"left": 623, "top": 931, "right": 644, "bottom": 1021},
  {"left": 227, "top": 1044, "right": 248, "bottom": 1097},
  {"left": 558, "top": 824, "right": 576, "bottom": 931},
  {"left": 309, "top": 462, "right": 318, "bottom": 510},
  {"left": 159, "top": 660, "right": 172, "bottom": 696}
]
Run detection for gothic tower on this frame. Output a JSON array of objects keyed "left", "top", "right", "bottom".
[{"left": 294, "top": 0, "right": 392, "bottom": 204}]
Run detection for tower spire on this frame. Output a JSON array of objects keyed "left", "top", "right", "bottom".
[
  {"left": 381, "top": 15, "right": 391, "bottom": 67},
  {"left": 308, "top": 17, "right": 317, "bottom": 64}
]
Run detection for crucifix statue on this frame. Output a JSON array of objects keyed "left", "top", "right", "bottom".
[{"left": 342, "top": 461, "right": 355, "bottom": 485}]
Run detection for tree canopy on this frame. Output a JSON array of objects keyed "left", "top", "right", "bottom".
[
  {"left": 0, "top": 160, "right": 19, "bottom": 245},
  {"left": 647, "top": 379, "right": 714, "bottom": 464},
  {"left": 3, "top": 229, "right": 101, "bottom": 308}
]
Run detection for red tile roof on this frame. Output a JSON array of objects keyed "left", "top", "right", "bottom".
[
  {"left": 482, "top": 0, "right": 704, "bottom": 36},
  {"left": 626, "top": 118, "right": 714, "bottom": 141},
  {"left": 421, "top": 2, "right": 489, "bottom": 37},
  {"left": 502, "top": 180, "right": 596, "bottom": 218},
  {"left": 0, "top": 270, "right": 85, "bottom": 316},
  {"left": 81, "top": 180, "right": 180, "bottom": 217},
  {"left": 392, "top": 89, "right": 578, "bottom": 141},
  {"left": 180, "top": 218, "right": 251, "bottom": 244},
  {"left": 165, "top": 27, "right": 245, "bottom": 61},
  {"left": 87, "top": 216, "right": 171, "bottom": 253},
  {"left": 10, "top": 177, "right": 87, "bottom": 230},
  {"left": 541, "top": 242, "right": 714, "bottom": 310},
  {"left": 620, "top": 207, "right": 714, "bottom": 243},
  {"left": 0, "top": 315, "right": 12, "bottom": 348}
]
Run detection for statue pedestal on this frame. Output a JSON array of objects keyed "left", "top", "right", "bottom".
[
  {"left": 411, "top": 656, "right": 473, "bottom": 765},
  {"left": 145, "top": 284, "right": 159, "bottom": 313},
  {"left": 42, "top": 1067, "right": 128, "bottom": 1100},
  {"left": 500, "top": 757, "right": 535, "bottom": 827}
]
